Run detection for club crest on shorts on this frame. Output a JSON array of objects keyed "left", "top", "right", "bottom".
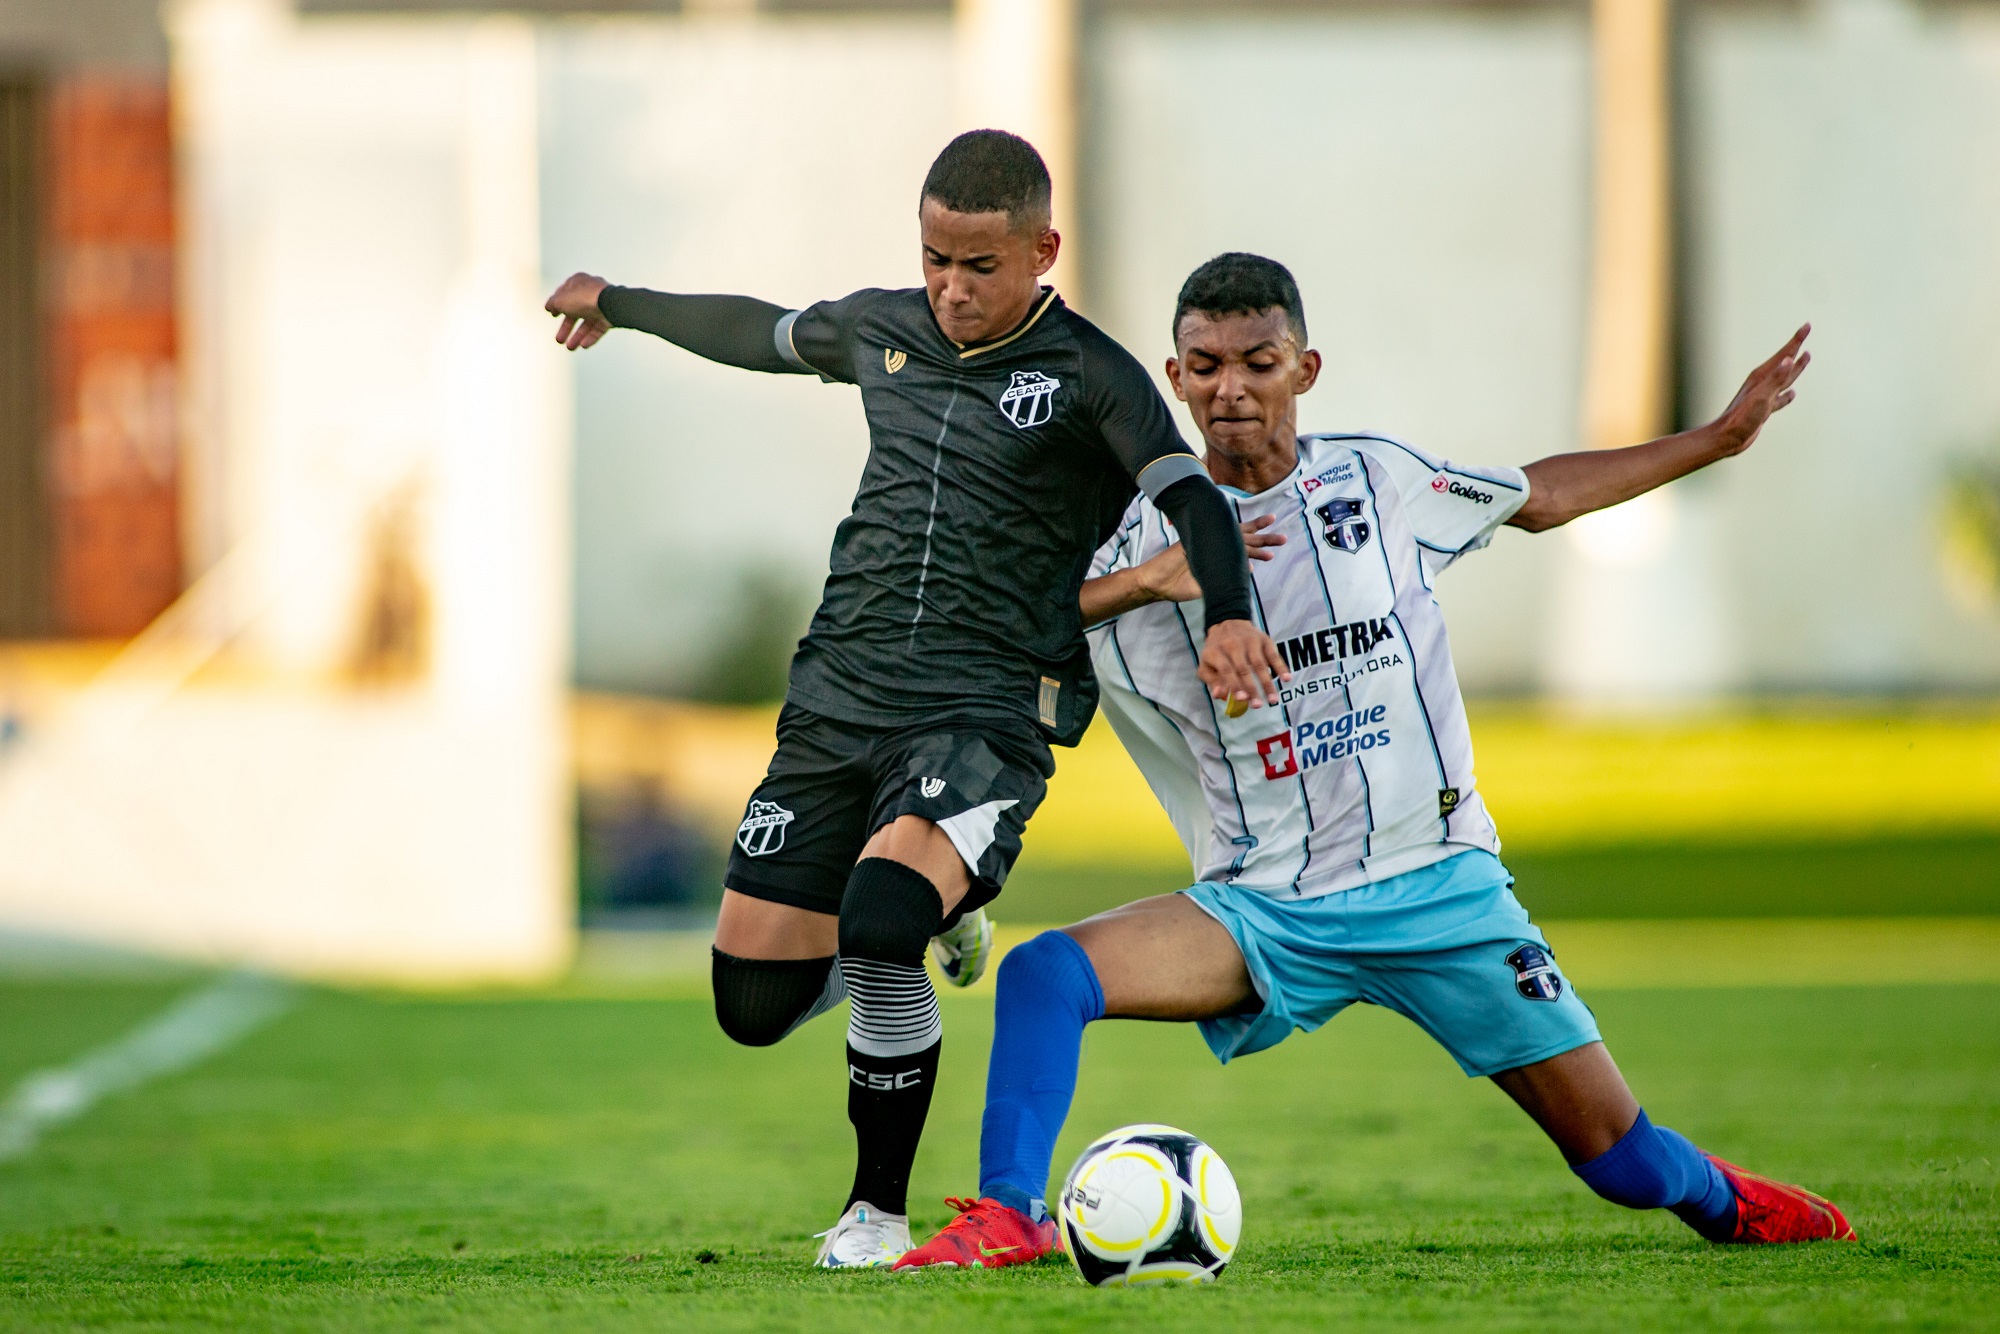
[
  {"left": 998, "top": 370, "right": 1061, "bottom": 429},
  {"left": 736, "top": 799, "right": 795, "bottom": 857},
  {"left": 1314, "top": 497, "right": 1372, "bottom": 553},
  {"left": 1506, "top": 944, "right": 1563, "bottom": 1002}
]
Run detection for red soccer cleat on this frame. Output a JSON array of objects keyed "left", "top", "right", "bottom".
[
  {"left": 891, "top": 1196, "right": 1058, "bottom": 1271},
  {"left": 1707, "top": 1156, "right": 1857, "bottom": 1243}
]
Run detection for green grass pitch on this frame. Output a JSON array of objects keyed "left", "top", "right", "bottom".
[
  {"left": 1000, "top": 832, "right": 2000, "bottom": 924},
  {"left": 2, "top": 974, "right": 1996, "bottom": 1331}
]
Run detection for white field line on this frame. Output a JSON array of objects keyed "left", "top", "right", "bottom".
[{"left": 0, "top": 971, "right": 295, "bottom": 1162}]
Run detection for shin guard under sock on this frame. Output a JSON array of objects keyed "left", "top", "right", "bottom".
[
  {"left": 979, "top": 930, "right": 1104, "bottom": 1221},
  {"left": 838, "top": 857, "right": 946, "bottom": 1215},
  {"left": 1572, "top": 1109, "right": 1738, "bottom": 1240}
]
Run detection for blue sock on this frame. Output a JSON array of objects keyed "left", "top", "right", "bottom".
[
  {"left": 978, "top": 931, "right": 1105, "bottom": 1221},
  {"left": 1572, "top": 1109, "right": 1738, "bottom": 1240}
]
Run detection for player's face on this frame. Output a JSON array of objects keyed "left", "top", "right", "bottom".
[
  {"left": 919, "top": 198, "right": 1060, "bottom": 345},
  {"left": 1167, "top": 309, "right": 1322, "bottom": 462}
]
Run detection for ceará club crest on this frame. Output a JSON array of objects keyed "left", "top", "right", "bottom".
[
  {"left": 736, "top": 800, "right": 795, "bottom": 857},
  {"left": 998, "top": 370, "right": 1061, "bottom": 429}
]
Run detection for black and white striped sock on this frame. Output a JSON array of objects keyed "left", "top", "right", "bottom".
[
  {"left": 838, "top": 858, "right": 948, "bottom": 1216},
  {"left": 786, "top": 955, "right": 848, "bottom": 1040},
  {"left": 843, "top": 957, "right": 942, "bottom": 1058}
]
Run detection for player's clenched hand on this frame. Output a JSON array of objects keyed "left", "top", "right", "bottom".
[
  {"left": 1137, "top": 516, "right": 1286, "bottom": 606},
  {"left": 1709, "top": 324, "right": 1811, "bottom": 458},
  {"left": 1198, "top": 618, "right": 1290, "bottom": 712},
  {"left": 545, "top": 272, "right": 612, "bottom": 351}
]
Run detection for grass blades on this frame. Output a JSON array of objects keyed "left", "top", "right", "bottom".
[{"left": 1, "top": 979, "right": 1995, "bottom": 1331}]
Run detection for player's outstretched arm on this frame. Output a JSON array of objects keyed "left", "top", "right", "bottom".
[
  {"left": 1080, "top": 516, "right": 1285, "bottom": 629},
  {"left": 1510, "top": 324, "right": 1811, "bottom": 532},
  {"left": 543, "top": 271, "right": 804, "bottom": 374},
  {"left": 545, "top": 272, "right": 615, "bottom": 350}
]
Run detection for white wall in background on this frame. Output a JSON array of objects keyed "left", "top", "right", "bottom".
[
  {"left": 0, "top": 0, "right": 572, "bottom": 984},
  {"left": 1059, "top": 8, "right": 1591, "bottom": 694},
  {"left": 540, "top": 15, "right": 957, "bottom": 694},
  {"left": 552, "top": 0, "right": 2000, "bottom": 699},
  {"left": 1687, "top": 0, "right": 2000, "bottom": 691}
]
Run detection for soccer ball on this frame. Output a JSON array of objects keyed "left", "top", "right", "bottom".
[{"left": 1057, "top": 1124, "right": 1241, "bottom": 1287}]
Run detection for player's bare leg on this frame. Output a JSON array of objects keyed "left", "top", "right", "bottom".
[
  {"left": 801, "top": 815, "right": 976, "bottom": 1267},
  {"left": 715, "top": 892, "right": 839, "bottom": 959},
  {"left": 897, "top": 895, "right": 1247, "bottom": 1270},
  {"left": 719, "top": 813, "right": 1015, "bottom": 1270},
  {"left": 718, "top": 819, "right": 995, "bottom": 1267},
  {"left": 858, "top": 814, "right": 971, "bottom": 910},
  {"left": 1066, "top": 893, "right": 1256, "bottom": 1019},
  {"left": 1490, "top": 1042, "right": 1638, "bottom": 1164},
  {"left": 1493, "top": 1042, "right": 1855, "bottom": 1243},
  {"left": 864, "top": 814, "right": 994, "bottom": 987},
  {"left": 710, "top": 893, "right": 847, "bottom": 1052}
]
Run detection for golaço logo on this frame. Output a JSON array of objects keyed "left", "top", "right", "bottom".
[{"left": 1431, "top": 474, "right": 1494, "bottom": 504}]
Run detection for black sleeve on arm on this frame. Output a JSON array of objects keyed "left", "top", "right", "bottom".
[
  {"left": 1154, "top": 474, "right": 1254, "bottom": 628},
  {"left": 1079, "top": 326, "right": 1254, "bottom": 628},
  {"left": 597, "top": 287, "right": 805, "bottom": 374}
]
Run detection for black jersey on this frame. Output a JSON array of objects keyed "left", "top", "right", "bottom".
[{"left": 774, "top": 287, "right": 1204, "bottom": 746}]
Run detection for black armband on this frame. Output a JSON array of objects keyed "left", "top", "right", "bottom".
[
  {"left": 597, "top": 286, "right": 804, "bottom": 375},
  {"left": 1154, "top": 473, "right": 1254, "bottom": 628}
]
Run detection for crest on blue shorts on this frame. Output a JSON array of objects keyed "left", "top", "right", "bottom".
[{"left": 1506, "top": 944, "right": 1563, "bottom": 1002}]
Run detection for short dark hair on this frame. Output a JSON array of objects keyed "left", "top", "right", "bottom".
[
  {"left": 1172, "top": 252, "right": 1308, "bottom": 347},
  {"left": 920, "top": 130, "right": 1052, "bottom": 232}
]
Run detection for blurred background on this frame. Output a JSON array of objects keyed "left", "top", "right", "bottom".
[{"left": 0, "top": 0, "right": 1996, "bottom": 981}]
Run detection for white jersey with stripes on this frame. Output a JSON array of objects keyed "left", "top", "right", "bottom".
[{"left": 1086, "top": 432, "right": 1528, "bottom": 899}]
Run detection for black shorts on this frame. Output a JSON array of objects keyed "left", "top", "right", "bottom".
[{"left": 725, "top": 703, "right": 1055, "bottom": 918}]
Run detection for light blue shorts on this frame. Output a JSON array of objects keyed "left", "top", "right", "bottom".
[{"left": 1184, "top": 849, "right": 1600, "bottom": 1077}]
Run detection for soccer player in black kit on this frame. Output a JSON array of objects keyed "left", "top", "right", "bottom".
[{"left": 545, "top": 131, "right": 1289, "bottom": 1267}]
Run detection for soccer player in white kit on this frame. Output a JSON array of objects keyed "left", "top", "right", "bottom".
[{"left": 895, "top": 253, "right": 1853, "bottom": 1270}]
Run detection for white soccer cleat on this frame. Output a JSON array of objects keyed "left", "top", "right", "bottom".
[
  {"left": 813, "top": 1201, "right": 912, "bottom": 1269},
  {"left": 930, "top": 907, "right": 994, "bottom": 988}
]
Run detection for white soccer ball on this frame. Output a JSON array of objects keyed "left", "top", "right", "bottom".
[{"left": 1057, "top": 1123, "right": 1242, "bottom": 1287}]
